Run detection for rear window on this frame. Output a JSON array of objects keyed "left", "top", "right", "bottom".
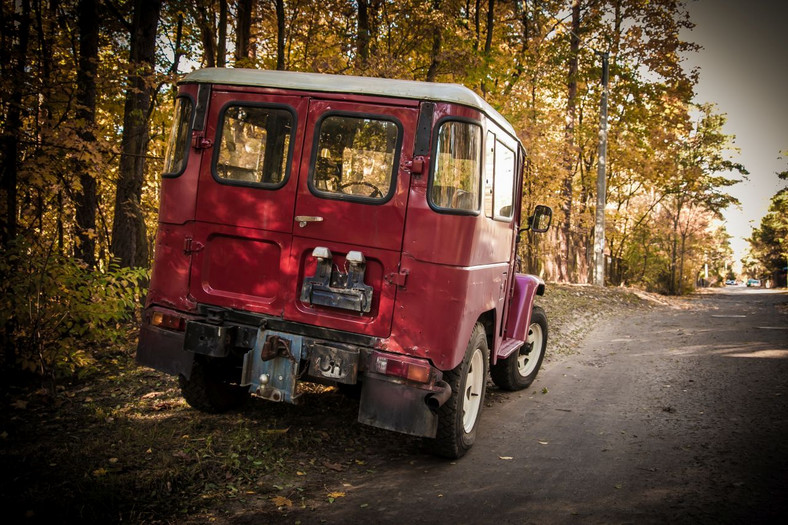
[
  {"left": 430, "top": 120, "right": 482, "bottom": 213},
  {"left": 309, "top": 114, "right": 400, "bottom": 202},
  {"left": 162, "top": 96, "right": 194, "bottom": 176},
  {"left": 214, "top": 104, "right": 294, "bottom": 187}
]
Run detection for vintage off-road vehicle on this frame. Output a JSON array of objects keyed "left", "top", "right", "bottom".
[{"left": 137, "top": 68, "right": 552, "bottom": 458}]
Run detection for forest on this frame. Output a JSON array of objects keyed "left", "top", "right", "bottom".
[{"left": 1, "top": 0, "right": 749, "bottom": 381}]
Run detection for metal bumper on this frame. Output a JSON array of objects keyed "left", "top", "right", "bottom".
[{"left": 137, "top": 305, "right": 447, "bottom": 438}]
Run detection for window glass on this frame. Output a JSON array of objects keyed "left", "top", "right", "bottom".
[
  {"left": 311, "top": 115, "right": 399, "bottom": 200},
  {"left": 483, "top": 132, "right": 495, "bottom": 217},
  {"left": 494, "top": 140, "right": 515, "bottom": 219},
  {"left": 431, "top": 121, "right": 482, "bottom": 212},
  {"left": 162, "top": 97, "right": 193, "bottom": 175},
  {"left": 216, "top": 105, "right": 293, "bottom": 185}
]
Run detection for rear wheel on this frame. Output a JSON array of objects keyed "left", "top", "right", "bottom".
[
  {"left": 427, "top": 322, "right": 489, "bottom": 459},
  {"left": 490, "top": 306, "right": 547, "bottom": 391},
  {"left": 179, "top": 357, "right": 250, "bottom": 413}
]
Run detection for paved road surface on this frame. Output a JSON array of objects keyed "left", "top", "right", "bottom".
[{"left": 285, "top": 287, "right": 788, "bottom": 524}]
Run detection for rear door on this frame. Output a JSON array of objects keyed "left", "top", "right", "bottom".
[
  {"left": 286, "top": 99, "right": 418, "bottom": 337},
  {"left": 188, "top": 89, "right": 417, "bottom": 338},
  {"left": 189, "top": 89, "right": 307, "bottom": 317}
]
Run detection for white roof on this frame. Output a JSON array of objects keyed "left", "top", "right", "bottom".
[{"left": 181, "top": 68, "right": 517, "bottom": 137}]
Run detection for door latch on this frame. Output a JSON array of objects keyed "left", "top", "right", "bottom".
[
  {"left": 385, "top": 270, "right": 409, "bottom": 288},
  {"left": 184, "top": 237, "right": 204, "bottom": 255}
]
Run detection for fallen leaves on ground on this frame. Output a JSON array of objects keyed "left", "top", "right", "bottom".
[
  {"left": 327, "top": 491, "right": 346, "bottom": 503},
  {"left": 271, "top": 496, "right": 293, "bottom": 508}
]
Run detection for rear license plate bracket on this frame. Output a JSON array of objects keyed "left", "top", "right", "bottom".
[{"left": 306, "top": 343, "right": 358, "bottom": 384}]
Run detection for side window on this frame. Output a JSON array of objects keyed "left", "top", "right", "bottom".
[
  {"left": 310, "top": 114, "right": 400, "bottom": 202},
  {"left": 162, "top": 96, "right": 194, "bottom": 176},
  {"left": 483, "top": 132, "right": 495, "bottom": 217},
  {"left": 430, "top": 120, "right": 482, "bottom": 212},
  {"left": 494, "top": 140, "right": 515, "bottom": 219},
  {"left": 215, "top": 105, "right": 293, "bottom": 186}
]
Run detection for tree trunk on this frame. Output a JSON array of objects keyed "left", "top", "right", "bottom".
[
  {"left": 479, "top": 0, "right": 495, "bottom": 95},
  {"left": 194, "top": 1, "right": 217, "bottom": 67},
  {"left": 217, "top": 0, "right": 227, "bottom": 67},
  {"left": 483, "top": 0, "right": 494, "bottom": 54},
  {"left": 426, "top": 0, "right": 442, "bottom": 82},
  {"left": 275, "top": 0, "right": 285, "bottom": 70},
  {"left": 474, "top": 0, "right": 480, "bottom": 50},
  {"left": 74, "top": 0, "right": 99, "bottom": 268},
  {"left": 356, "top": 0, "right": 370, "bottom": 70},
  {"left": 171, "top": 12, "right": 183, "bottom": 74},
  {"left": 678, "top": 231, "right": 687, "bottom": 292},
  {"left": 110, "top": 0, "right": 162, "bottom": 268},
  {"left": 503, "top": 0, "right": 530, "bottom": 95},
  {"left": 0, "top": 0, "right": 30, "bottom": 245},
  {"left": 0, "top": 0, "right": 30, "bottom": 375},
  {"left": 235, "top": 0, "right": 253, "bottom": 67},
  {"left": 558, "top": 0, "right": 580, "bottom": 281},
  {"left": 669, "top": 201, "right": 682, "bottom": 295}
]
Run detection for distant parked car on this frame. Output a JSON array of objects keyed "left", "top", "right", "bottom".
[
  {"left": 746, "top": 278, "right": 761, "bottom": 287},
  {"left": 725, "top": 279, "right": 736, "bottom": 285}
]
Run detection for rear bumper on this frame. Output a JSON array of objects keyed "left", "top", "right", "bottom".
[{"left": 136, "top": 304, "right": 448, "bottom": 437}]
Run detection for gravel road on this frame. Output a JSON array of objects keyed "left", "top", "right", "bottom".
[{"left": 277, "top": 287, "right": 788, "bottom": 524}]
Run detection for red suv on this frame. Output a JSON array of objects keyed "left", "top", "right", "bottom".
[{"left": 137, "top": 68, "right": 552, "bottom": 458}]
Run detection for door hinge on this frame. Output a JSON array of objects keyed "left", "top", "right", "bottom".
[
  {"left": 184, "top": 237, "right": 204, "bottom": 255},
  {"left": 193, "top": 134, "right": 213, "bottom": 149},
  {"left": 385, "top": 270, "right": 409, "bottom": 288}
]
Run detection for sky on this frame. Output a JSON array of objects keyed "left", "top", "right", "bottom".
[{"left": 680, "top": 0, "right": 788, "bottom": 268}]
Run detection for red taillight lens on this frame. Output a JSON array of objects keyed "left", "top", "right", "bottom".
[
  {"left": 372, "top": 352, "right": 433, "bottom": 383},
  {"left": 150, "top": 311, "right": 186, "bottom": 331}
]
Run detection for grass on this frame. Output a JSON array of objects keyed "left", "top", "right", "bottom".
[{"left": 2, "top": 355, "right": 420, "bottom": 523}]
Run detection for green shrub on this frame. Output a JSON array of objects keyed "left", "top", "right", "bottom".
[{"left": 0, "top": 239, "right": 148, "bottom": 386}]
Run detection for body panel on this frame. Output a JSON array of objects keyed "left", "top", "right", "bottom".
[
  {"left": 146, "top": 223, "right": 196, "bottom": 312},
  {"left": 380, "top": 254, "right": 509, "bottom": 371},
  {"left": 138, "top": 69, "right": 548, "bottom": 442}
]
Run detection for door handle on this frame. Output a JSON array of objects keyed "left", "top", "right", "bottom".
[{"left": 295, "top": 216, "right": 323, "bottom": 228}]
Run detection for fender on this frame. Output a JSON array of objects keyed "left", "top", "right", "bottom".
[{"left": 503, "top": 273, "right": 544, "bottom": 346}]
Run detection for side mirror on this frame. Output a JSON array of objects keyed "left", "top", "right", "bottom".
[
  {"left": 517, "top": 205, "right": 552, "bottom": 242},
  {"left": 529, "top": 205, "right": 552, "bottom": 233}
]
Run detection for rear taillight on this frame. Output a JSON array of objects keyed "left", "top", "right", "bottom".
[
  {"left": 371, "top": 352, "right": 434, "bottom": 383},
  {"left": 150, "top": 311, "right": 186, "bottom": 331}
]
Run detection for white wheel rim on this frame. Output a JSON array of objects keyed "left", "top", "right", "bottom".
[
  {"left": 463, "top": 347, "right": 485, "bottom": 433},
  {"left": 517, "top": 321, "right": 544, "bottom": 377}
]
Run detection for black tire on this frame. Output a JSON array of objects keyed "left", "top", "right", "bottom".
[
  {"left": 336, "top": 381, "right": 362, "bottom": 399},
  {"left": 179, "top": 357, "right": 249, "bottom": 413},
  {"left": 490, "top": 306, "right": 547, "bottom": 391},
  {"left": 427, "top": 322, "right": 489, "bottom": 459}
]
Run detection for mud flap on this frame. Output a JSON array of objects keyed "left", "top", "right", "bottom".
[
  {"left": 358, "top": 373, "right": 438, "bottom": 438},
  {"left": 241, "top": 331, "right": 303, "bottom": 403},
  {"left": 136, "top": 323, "right": 194, "bottom": 379}
]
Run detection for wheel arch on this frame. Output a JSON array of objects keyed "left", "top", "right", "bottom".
[
  {"left": 504, "top": 274, "right": 544, "bottom": 343},
  {"left": 477, "top": 308, "right": 496, "bottom": 356}
]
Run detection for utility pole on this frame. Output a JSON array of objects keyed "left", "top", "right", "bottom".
[{"left": 593, "top": 51, "right": 609, "bottom": 287}]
